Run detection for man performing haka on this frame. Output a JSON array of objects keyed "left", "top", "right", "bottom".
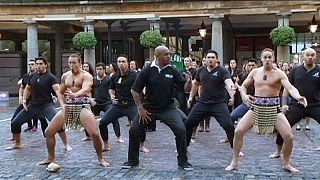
[
  {"left": 225, "top": 48, "right": 307, "bottom": 173},
  {"left": 270, "top": 48, "right": 320, "bottom": 157},
  {"left": 38, "top": 54, "right": 109, "bottom": 167}
]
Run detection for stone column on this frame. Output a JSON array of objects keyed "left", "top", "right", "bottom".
[
  {"left": 210, "top": 14, "right": 224, "bottom": 65},
  {"left": 106, "top": 20, "right": 115, "bottom": 64},
  {"left": 147, "top": 17, "right": 161, "bottom": 60},
  {"left": 276, "top": 12, "right": 291, "bottom": 63},
  {"left": 54, "top": 30, "right": 64, "bottom": 77},
  {"left": 24, "top": 20, "right": 39, "bottom": 71},
  {"left": 82, "top": 19, "right": 95, "bottom": 67}
]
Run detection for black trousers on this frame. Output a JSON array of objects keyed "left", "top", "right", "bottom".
[
  {"left": 127, "top": 106, "right": 188, "bottom": 166},
  {"left": 89, "top": 104, "right": 120, "bottom": 138},
  {"left": 276, "top": 104, "right": 320, "bottom": 145},
  {"left": 184, "top": 102, "right": 235, "bottom": 148},
  {"left": 11, "top": 104, "right": 42, "bottom": 128},
  {"left": 99, "top": 104, "right": 146, "bottom": 142},
  {"left": 11, "top": 103, "right": 57, "bottom": 136}
]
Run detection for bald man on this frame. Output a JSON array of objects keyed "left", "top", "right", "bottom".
[
  {"left": 122, "top": 46, "right": 194, "bottom": 170},
  {"left": 226, "top": 48, "right": 307, "bottom": 173},
  {"left": 270, "top": 48, "right": 320, "bottom": 156}
]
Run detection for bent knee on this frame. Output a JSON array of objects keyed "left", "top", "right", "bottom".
[
  {"left": 44, "top": 128, "right": 56, "bottom": 137},
  {"left": 175, "top": 126, "right": 186, "bottom": 135},
  {"left": 282, "top": 133, "right": 293, "bottom": 142},
  {"left": 89, "top": 132, "right": 100, "bottom": 139},
  {"left": 234, "top": 128, "right": 245, "bottom": 137}
]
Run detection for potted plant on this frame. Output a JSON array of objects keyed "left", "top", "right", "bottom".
[
  {"left": 72, "top": 31, "right": 97, "bottom": 50},
  {"left": 140, "top": 30, "right": 163, "bottom": 59},
  {"left": 270, "top": 26, "right": 295, "bottom": 63},
  {"left": 270, "top": 26, "right": 295, "bottom": 46},
  {"left": 72, "top": 31, "right": 97, "bottom": 65}
]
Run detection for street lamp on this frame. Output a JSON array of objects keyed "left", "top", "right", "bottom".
[
  {"left": 309, "top": 15, "right": 318, "bottom": 46},
  {"left": 309, "top": 15, "right": 318, "bottom": 34},
  {"left": 199, "top": 20, "right": 207, "bottom": 38}
]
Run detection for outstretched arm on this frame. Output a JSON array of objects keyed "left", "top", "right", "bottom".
[
  {"left": 280, "top": 71, "right": 307, "bottom": 107},
  {"left": 224, "top": 78, "right": 236, "bottom": 106},
  {"left": 187, "top": 80, "right": 200, "bottom": 108},
  {"left": 131, "top": 89, "right": 151, "bottom": 124},
  {"left": 240, "top": 70, "right": 255, "bottom": 105}
]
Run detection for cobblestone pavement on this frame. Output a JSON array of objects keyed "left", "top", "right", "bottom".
[{"left": 0, "top": 98, "right": 320, "bottom": 179}]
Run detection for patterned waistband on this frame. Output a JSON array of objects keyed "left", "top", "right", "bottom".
[
  {"left": 65, "top": 96, "right": 91, "bottom": 104},
  {"left": 253, "top": 96, "right": 280, "bottom": 106}
]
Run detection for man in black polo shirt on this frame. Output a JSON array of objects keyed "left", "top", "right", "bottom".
[
  {"left": 184, "top": 50, "right": 236, "bottom": 149},
  {"left": 99, "top": 55, "right": 148, "bottom": 152},
  {"left": 270, "top": 47, "right": 320, "bottom": 157},
  {"left": 82, "top": 62, "right": 122, "bottom": 142},
  {"left": 6, "top": 57, "right": 71, "bottom": 151},
  {"left": 7, "top": 60, "right": 42, "bottom": 141},
  {"left": 122, "top": 46, "right": 193, "bottom": 170}
]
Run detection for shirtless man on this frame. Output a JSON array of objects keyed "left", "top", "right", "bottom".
[
  {"left": 225, "top": 48, "right": 307, "bottom": 173},
  {"left": 38, "top": 54, "right": 108, "bottom": 167}
]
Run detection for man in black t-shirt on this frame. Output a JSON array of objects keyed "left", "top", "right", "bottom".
[
  {"left": 122, "top": 46, "right": 193, "bottom": 170},
  {"left": 81, "top": 62, "right": 122, "bottom": 143},
  {"left": 184, "top": 50, "right": 236, "bottom": 149},
  {"left": 271, "top": 48, "right": 320, "bottom": 157},
  {"left": 99, "top": 55, "right": 148, "bottom": 152},
  {"left": 7, "top": 60, "right": 41, "bottom": 141},
  {"left": 6, "top": 57, "right": 71, "bottom": 151},
  {"left": 177, "top": 57, "right": 196, "bottom": 115}
]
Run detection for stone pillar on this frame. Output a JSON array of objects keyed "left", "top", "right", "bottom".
[
  {"left": 54, "top": 30, "right": 64, "bottom": 77},
  {"left": 24, "top": 20, "right": 39, "bottom": 71},
  {"left": 82, "top": 20, "right": 95, "bottom": 67},
  {"left": 106, "top": 20, "right": 114, "bottom": 64},
  {"left": 147, "top": 17, "right": 161, "bottom": 60},
  {"left": 210, "top": 14, "right": 224, "bottom": 65},
  {"left": 276, "top": 12, "right": 291, "bottom": 63}
]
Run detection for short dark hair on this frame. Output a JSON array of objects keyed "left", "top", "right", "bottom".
[
  {"left": 248, "top": 58, "right": 257, "bottom": 64},
  {"left": 69, "top": 54, "right": 82, "bottom": 63},
  {"left": 35, "top": 57, "right": 48, "bottom": 66},
  {"left": 28, "top": 59, "right": 35, "bottom": 62},
  {"left": 117, "top": 54, "right": 129, "bottom": 62},
  {"left": 204, "top": 50, "right": 218, "bottom": 59},
  {"left": 96, "top": 62, "right": 106, "bottom": 69}
]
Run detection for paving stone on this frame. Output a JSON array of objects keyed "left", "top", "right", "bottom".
[{"left": 1, "top": 98, "right": 320, "bottom": 178}]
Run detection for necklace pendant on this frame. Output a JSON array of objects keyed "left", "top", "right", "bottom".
[
  {"left": 37, "top": 78, "right": 40, "bottom": 83},
  {"left": 263, "top": 74, "right": 267, "bottom": 81}
]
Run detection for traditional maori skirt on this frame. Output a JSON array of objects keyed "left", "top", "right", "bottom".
[
  {"left": 250, "top": 96, "right": 281, "bottom": 135},
  {"left": 65, "top": 96, "right": 92, "bottom": 130}
]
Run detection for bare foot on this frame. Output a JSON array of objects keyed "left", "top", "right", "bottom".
[
  {"left": 225, "top": 163, "right": 238, "bottom": 171},
  {"left": 102, "top": 144, "right": 111, "bottom": 152},
  {"left": 140, "top": 146, "right": 150, "bottom": 153},
  {"left": 239, "top": 151, "right": 244, "bottom": 157},
  {"left": 269, "top": 152, "right": 281, "bottom": 158},
  {"left": 82, "top": 137, "right": 91, "bottom": 141},
  {"left": 6, "top": 137, "right": 15, "bottom": 141},
  {"left": 117, "top": 138, "right": 124, "bottom": 143},
  {"left": 219, "top": 138, "right": 229, "bottom": 143},
  {"left": 64, "top": 144, "right": 73, "bottom": 151},
  {"left": 99, "top": 159, "right": 110, "bottom": 167},
  {"left": 38, "top": 159, "right": 54, "bottom": 165},
  {"left": 283, "top": 164, "right": 299, "bottom": 173},
  {"left": 5, "top": 144, "right": 22, "bottom": 150}
]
